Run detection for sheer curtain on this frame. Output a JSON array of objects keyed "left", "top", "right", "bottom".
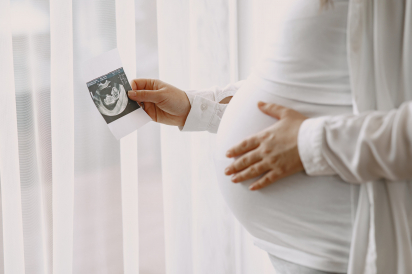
[
  {"left": 0, "top": 0, "right": 294, "bottom": 273},
  {"left": 158, "top": 0, "right": 294, "bottom": 273},
  {"left": 0, "top": 0, "right": 149, "bottom": 273}
]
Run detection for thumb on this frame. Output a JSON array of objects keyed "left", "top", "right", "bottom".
[
  {"left": 257, "top": 101, "right": 286, "bottom": 119},
  {"left": 128, "top": 89, "right": 164, "bottom": 104}
]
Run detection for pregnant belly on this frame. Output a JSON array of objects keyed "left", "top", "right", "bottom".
[{"left": 213, "top": 76, "right": 354, "bottom": 269}]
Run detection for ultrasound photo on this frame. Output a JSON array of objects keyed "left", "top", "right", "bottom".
[{"left": 87, "top": 68, "right": 140, "bottom": 124}]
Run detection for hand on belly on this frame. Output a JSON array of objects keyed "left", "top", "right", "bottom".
[{"left": 224, "top": 101, "right": 308, "bottom": 191}]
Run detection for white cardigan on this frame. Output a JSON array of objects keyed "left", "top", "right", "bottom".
[
  {"left": 301, "top": 1, "right": 412, "bottom": 274},
  {"left": 182, "top": 1, "right": 412, "bottom": 273}
]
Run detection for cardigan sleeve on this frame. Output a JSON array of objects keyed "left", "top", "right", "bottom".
[
  {"left": 298, "top": 100, "right": 412, "bottom": 183},
  {"left": 179, "top": 81, "right": 244, "bottom": 133}
]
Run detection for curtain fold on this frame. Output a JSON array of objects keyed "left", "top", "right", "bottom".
[
  {"left": 72, "top": 0, "right": 124, "bottom": 272},
  {"left": 116, "top": 0, "right": 140, "bottom": 273},
  {"left": 0, "top": 0, "right": 26, "bottom": 273},
  {"left": 157, "top": 0, "right": 194, "bottom": 273},
  {"left": 50, "top": 0, "right": 74, "bottom": 273},
  {"left": 13, "top": 0, "right": 51, "bottom": 270},
  {"left": 158, "top": 0, "right": 281, "bottom": 273},
  {"left": 1, "top": 0, "right": 139, "bottom": 272}
]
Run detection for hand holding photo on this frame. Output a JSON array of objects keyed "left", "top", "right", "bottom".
[{"left": 83, "top": 49, "right": 151, "bottom": 139}]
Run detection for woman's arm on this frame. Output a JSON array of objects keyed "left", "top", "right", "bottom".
[
  {"left": 225, "top": 101, "right": 412, "bottom": 190},
  {"left": 127, "top": 79, "right": 244, "bottom": 133},
  {"left": 299, "top": 100, "right": 412, "bottom": 183},
  {"left": 181, "top": 81, "right": 244, "bottom": 133}
]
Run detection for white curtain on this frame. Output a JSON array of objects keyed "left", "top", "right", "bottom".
[
  {"left": 158, "top": 0, "right": 294, "bottom": 273},
  {"left": 0, "top": 0, "right": 295, "bottom": 273},
  {"left": 0, "top": 0, "right": 152, "bottom": 273}
]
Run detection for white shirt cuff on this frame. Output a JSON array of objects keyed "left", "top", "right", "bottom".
[
  {"left": 179, "top": 95, "right": 227, "bottom": 133},
  {"left": 298, "top": 117, "right": 336, "bottom": 176},
  {"left": 185, "top": 91, "right": 196, "bottom": 105}
]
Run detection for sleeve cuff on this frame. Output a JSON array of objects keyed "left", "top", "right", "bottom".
[
  {"left": 184, "top": 90, "right": 196, "bottom": 105},
  {"left": 179, "top": 95, "right": 227, "bottom": 133},
  {"left": 298, "top": 117, "right": 336, "bottom": 176},
  {"left": 215, "top": 80, "right": 245, "bottom": 103}
]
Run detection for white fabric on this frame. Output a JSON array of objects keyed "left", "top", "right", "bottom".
[
  {"left": 214, "top": 83, "right": 354, "bottom": 273},
  {"left": 298, "top": 116, "right": 336, "bottom": 176},
  {"left": 181, "top": 81, "right": 244, "bottom": 133},
  {"left": 186, "top": 81, "right": 245, "bottom": 105},
  {"left": 182, "top": 1, "right": 412, "bottom": 274},
  {"left": 157, "top": 0, "right": 290, "bottom": 273},
  {"left": 181, "top": 81, "right": 243, "bottom": 133},
  {"left": 0, "top": 0, "right": 25, "bottom": 272},
  {"left": 50, "top": 0, "right": 74, "bottom": 273},
  {"left": 116, "top": 1, "right": 140, "bottom": 272},
  {"left": 180, "top": 4, "right": 356, "bottom": 271},
  {"left": 179, "top": 0, "right": 355, "bottom": 272},
  {"left": 254, "top": 0, "right": 352, "bottom": 106},
  {"left": 179, "top": 0, "right": 412, "bottom": 273},
  {"left": 269, "top": 254, "right": 342, "bottom": 274},
  {"left": 1, "top": 1, "right": 296, "bottom": 272},
  {"left": 181, "top": 96, "right": 228, "bottom": 133},
  {"left": 299, "top": 104, "right": 412, "bottom": 182},
  {"left": 298, "top": 1, "right": 412, "bottom": 274},
  {"left": 0, "top": 0, "right": 159, "bottom": 273},
  {"left": 182, "top": 0, "right": 352, "bottom": 133}
]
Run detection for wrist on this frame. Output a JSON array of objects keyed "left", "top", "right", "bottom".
[
  {"left": 298, "top": 117, "right": 336, "bottom": 176},
  {"left": 179, "top": 90, "right": 192, "bottom": 127}
]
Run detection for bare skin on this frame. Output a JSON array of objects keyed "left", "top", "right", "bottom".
[
  {"left": 225, "top": 102, "right": 308, "bottom": 191},
  {"left": 128, "top": 79, "right": 306, "bottom": 191},
  {"left": 127, "top": 79, "right": 191, "bottom": 127}
]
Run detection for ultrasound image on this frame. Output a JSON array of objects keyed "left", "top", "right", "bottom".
[{"left": 87, "top": 68, "right": 140, "bottom": 124}]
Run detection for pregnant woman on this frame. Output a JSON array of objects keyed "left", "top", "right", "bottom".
[{"left": 128, "top": 0, "right": 412, "bottom": 273}]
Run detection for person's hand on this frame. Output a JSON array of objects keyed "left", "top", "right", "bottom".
[
  {"left": 224, "top": 102, "right": 308, "bottom": 190},
  {"left": 128, "top": 79, "right": 191, "bottom": 127}
]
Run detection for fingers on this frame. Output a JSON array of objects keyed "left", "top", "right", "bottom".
[
  {"left": 258, "top": 101, "right": 287, "bottom": 119},
  {"left": 128, "top": 89, "right": 164, "bottom": 104},
  {"left": 231, "top": 162, "right": 270, "bottom": 183},
  {"left": 140, "top": 102, "right": 157, "bottom": 121},
  {"left": 225, "top": 151, "right": 262, "bottom": 175},
  {"left": 130, "top": 78, "right": 158, "bottom": 91},
  {"left": 247, "top": 170, "right": 280, "bottom": 190},
  {"left": 226, "top": 136, "right": 260, "bottom": 158},
  {"left": 249, "top": 168, "right": 297, "bottom": 190},
  {"left": 129, "top": 79, "right": 166, "bottom": 104}
]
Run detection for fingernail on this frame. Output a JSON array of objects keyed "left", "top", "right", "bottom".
[
  {"left": 128, "top": 90, "right": 136, "bottom": 97},
  {"left": 257, "top": 101, "right": 265, "bottom": 107},
  {"left": 225, "top": 167, "right": 230, "bottom": 175},
  {"left": 249, "top": 184, "right": 256, "bottom": 190},
  {"left": 226, "top": 151, "right": 232, "bottom": 157},
  {"left": 231, "top": 176, "right": 237, "bottom": 183}
]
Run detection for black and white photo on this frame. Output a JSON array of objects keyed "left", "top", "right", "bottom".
[{"left": 87, "top": 67, "right": 140, "bottom": 124}]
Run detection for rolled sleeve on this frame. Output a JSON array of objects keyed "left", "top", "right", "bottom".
[
  {"left": 179, "top": 81, "right": 244, "bottom": 133},
  {"left": 179, "top": 95, "right": 227, "bottom": 133},
  {"left": 298, "top": 117, "right": 336, "bottom": 176}
]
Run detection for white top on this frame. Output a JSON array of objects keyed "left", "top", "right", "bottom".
[
  {"left": 182, "top": 0, "right": 352, "bottom": 133},
  {"left": 254, "top": 0, "right": 352, "bottom": 105},
  {"left": 213, "top": 88, "right": 354, "bottom": 272},
  {"left": 182, "top": 1, "right": 412, "bottom": 273},
  {"left": 186, "top": 1, "right": 354, "bottom": 272}
]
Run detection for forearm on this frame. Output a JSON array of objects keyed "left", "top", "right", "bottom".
[
  {"left": 181, "top": 81, "right": 243, "bottom": 133},
  {"left": 298, "top": 101, "right": 412, "bottom": 183}
]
